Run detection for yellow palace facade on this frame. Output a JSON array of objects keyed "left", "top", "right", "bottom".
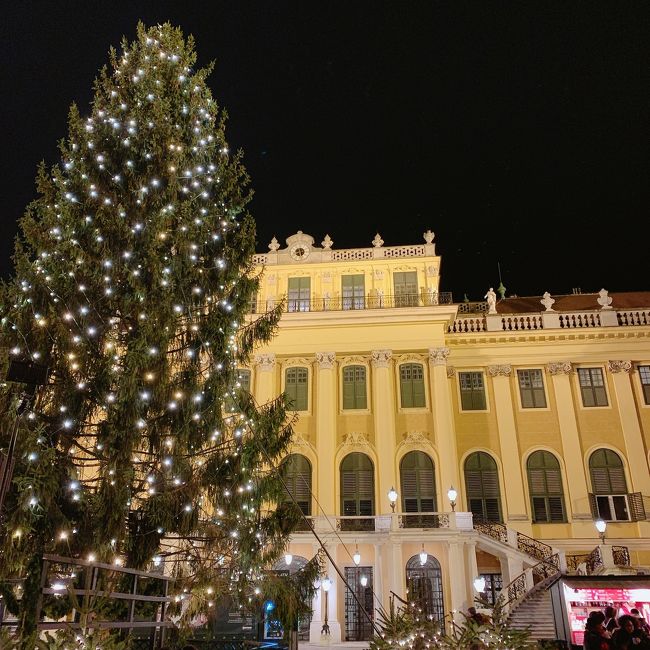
[{"left": 245, "top": 231, "right": 650, "bottom": 644}]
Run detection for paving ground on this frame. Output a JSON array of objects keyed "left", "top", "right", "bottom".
[{"left": 299, "top": 642, "right": 370, "bottom": 650}]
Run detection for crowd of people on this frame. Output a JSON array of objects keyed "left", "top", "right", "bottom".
[{"left": 584, "top": 607, "right": 650, "bottom": 650}]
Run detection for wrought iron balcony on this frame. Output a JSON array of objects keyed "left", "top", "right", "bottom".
[{"left": 250, "top": 292, "right": 454, "bottom": 314}]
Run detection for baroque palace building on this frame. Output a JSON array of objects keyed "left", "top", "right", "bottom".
[{"left": 245, "top": 230, "right": 650, "bottom": 644}]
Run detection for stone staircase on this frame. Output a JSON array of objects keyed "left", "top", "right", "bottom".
[{"left": 506, "top": 574, "right": 561, "bottom": 641}]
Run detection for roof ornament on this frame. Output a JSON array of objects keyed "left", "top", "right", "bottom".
[
  {"left": 423, "top": 229, "right": 435, "bottom": 244},
  {"left": 597, "top": 288, "right": 613, "bottom": 310},
  {"left": 540, "top": 291, "right": 556, "bottom": 312},
  {"left": 321, "top": 234, "right": 333, "bottom": 250},
  {"left": 372, "top": 233, "right": 384, "bottom": 248},
  {"left": 268, "top": 236, "right": 280, "bottom": 252}
]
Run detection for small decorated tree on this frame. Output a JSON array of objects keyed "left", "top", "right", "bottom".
[{"left": 0, "top": 22, "right": 312, "bottom": 646}]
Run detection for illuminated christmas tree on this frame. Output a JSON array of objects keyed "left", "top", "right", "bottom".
[{"left": 0, "top": 22, "right": 311, "bottom": 643}]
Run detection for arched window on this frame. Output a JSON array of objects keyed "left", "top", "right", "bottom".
[
  {"left": 589, "top": 449, "right": 629, "bottom": 521},
  {"left": 400, "top": 451, "right": 436, "bottom": 527},
  {"left": 342, "top": 365, "right": 367, "bottom": 410},
  {"left": 285, "top": 366, "right": 308, "bottom": 411},
  {"left": 405, "top": 555, "right": 444, "bottom": 625},
  {"left": 400, "top": 364, "right": 426, "bottom": 408},
  {"left": 464, "top": 452, "right": 502, "bottom": 522},
  {"left": 271, "top": 555, "right": 312, "bottom": 641},
  {"left": 281, "top": 454, "right": 312, "bottom": 527},
  {"left": 527, "top": 451, "right": 566, "bottom": 523},
  {"left": 340, "top": 452, "right": 374, "bottom": 531}
]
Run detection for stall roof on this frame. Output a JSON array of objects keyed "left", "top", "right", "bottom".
[{"left": 562, "top": 575, "right": 650, "bottom": 589}]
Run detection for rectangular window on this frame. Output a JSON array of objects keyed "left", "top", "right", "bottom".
[
  {"left": 517, "top": 369, "right": 547, "bottom": 408},
  {"left": 400, "top": 364, "right": 426, "bottom": 408},
  {"left": 342, "top": 274, "right": 365, "bottom": 310},
  {"left": 393, "top": 271, "right": 418, "bottom": 307},
  {"left": 459, "top": 371, "right": 487, "bottom": 410},
  {"left": 578, "top": 368, "right": 608, "bottom": 407},
  {"left": 285, "top": 367, "right": 308, "bottom": 411},
  {"left": 287, "top": 277, "right": 311, "bottom": 312},
  {"left": 639, "top": 365, "right": 650, "bottom": 405},
  {"left": 342, "top": 366, "right": 367, "bottom": 410}
]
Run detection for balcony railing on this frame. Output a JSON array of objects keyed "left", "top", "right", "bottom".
[
  {"left": 398, "top": 512, "right": 450, "bottom": 529},
  {"left": 250, "top": 292, "right": 453, "bottom": 314}
]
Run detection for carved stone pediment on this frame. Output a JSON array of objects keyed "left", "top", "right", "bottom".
[
  {"left": 403, "top": 431, "right": 430, "bottom": 445},
  {"left": 340, "top": 355, "right": 368, "bottom": 366},
  {"left": 282, "top": 357, "right": 313, "bottom": 368},
  {"left": 395, "top": 353, "right": 426, "bottom": 364},
  {"left": 342, "top": 432, "right": 369, "bottom": 447}
]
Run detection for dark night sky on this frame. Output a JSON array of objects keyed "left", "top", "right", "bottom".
[{"left": 1, "top": 2, "right": 648, "bottom": 300}]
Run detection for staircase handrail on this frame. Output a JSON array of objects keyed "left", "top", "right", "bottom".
[
  {"left": 515, "top": 530, "right": 554, "bottom": 564},
  {"left": 473, "top": 518, "right": 508, "bottom": 544},
  {"left": 501, "top": 553, "right": 561, "bottom": 607}
]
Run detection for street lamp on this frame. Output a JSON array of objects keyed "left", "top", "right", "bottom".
[
  {"left": 353, "top": 544, "right": 361, "bottom": 566},
  {"left": 595, "top": 519, "right": 607, "bottom": 544},
  {"left": 447, "top": 486, "right": 458, "bottom": 512},
  {"left": 321, "top": 577, "right": 332, "bottom": 635},
  {"left": 284, "top": 553, "right": 293, "bottom": 566},
  {"left": 419, "top": 544, "right": 428, "bottom": 566},
  {"left": 388, "top": 486, "right": 398, "bottom": 513},
  {"left": 473, "top": 576, "right": 486, "bottom": 594}
]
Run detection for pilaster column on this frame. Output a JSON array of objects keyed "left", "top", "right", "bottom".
[
  {"left": 315, "top": 352, "right": 337, "bottom": 516},
  {"left": 608, "top": 361, "right": 650, "bottom": 495},
  {"left": 448, "top": 542, "right": 467, "bottom": 623},
  {"left": 465, "top": 541, "right": 479, "bottom": 606},
  {"left": 547, "top": 362, "right": 592, "bottom": 519},
  {"left": 374, "top": 542, "right": 384, "bottom": 611},
  {"left": 390, "top": 542, "right": 404, "bottom": 599},
  {"left": 428, "top": 348, "right": 460, "bottom": 499},
  {"left": 488, "top": 364, "right": 528, "bottom": 522},
  {"left": 254, "top": 353, "right": 276, "bottom": 404},
  {"left": 371, "top": 350, "right": 396, "bottom": 511}
]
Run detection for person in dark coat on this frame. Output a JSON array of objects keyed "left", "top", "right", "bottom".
[
  {"left": 612, "top": 615, "right": 639, "bottom": 650},
  {"left": 605, "top": 607, "right": 620, "bottom": 633},
  {"left": 584, "top": 611, "right": 612, "bottom": 650}
]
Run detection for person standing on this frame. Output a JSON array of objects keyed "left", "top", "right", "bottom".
[{"left": 605, "top": 607, "right": 620, "bottom": 634}]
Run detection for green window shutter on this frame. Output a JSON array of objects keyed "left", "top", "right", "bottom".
[
  {"left": 288, "top": 277, "right": 311, "bottom": 312},
  {"left": 412, "top": 365, "right": 425, "bottom": 407},
  {"left": 527, "top": 451, "right": 566, "bottom": 522},
  {"left": 464, "top": 452, "right": 502, "bottom": 522},
  {"left": 401, "top": 377, "right": 412, "bottom": 408},
  {"left": 589, "top": 449, "right": 627, "bottom": 494},
  {"left": 282, "top": 454, "right": 312, "bottom": 516},
  {"left": 343, "top": 365, "right": 366, "bottom": 409},
  {"left": 342, "top": 274, "right": 365, "bottom": 310},
  {"left": 401, "top": 364, "right": 425, "bottom": 408},
  {"left": 237, "top": 369, "right": 251, "bottom": 393},
  {"left": 340, "top": 453, "right": 375, "bottom": 517},
  {"left": 286, "top": 367, "right": 308, "bottom": 410}
]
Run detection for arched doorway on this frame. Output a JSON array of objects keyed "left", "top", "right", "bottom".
[{"left": 405, "top": 554, "right": 444, "bottom": 625}]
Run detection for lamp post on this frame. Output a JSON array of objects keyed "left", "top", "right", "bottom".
[
  {"left": 388, "top": 486, "right": 398, "bottom": 513},
  {"left": 321, "top": 577, "right": 332, "bottom": 635},
  {"left": 447, "top": 486, "right": 458, "bottom": 512},
  {"left": 595, "top": 519, "right": 607, "bottom": 544}
]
